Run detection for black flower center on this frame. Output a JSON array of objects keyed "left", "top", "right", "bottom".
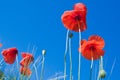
[
  {"left": 90, "top": 46, "right": 96, "bottom": 51},
  {"left": 75, "top": 15, "right": 81, "bottom": 21}
]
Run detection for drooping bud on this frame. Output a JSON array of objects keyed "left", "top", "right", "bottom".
[
  {"left": 68, "top": 32, "right": 73, "bottom": 38},
  {"left": 99, "top": 69, "right": 106, "bottom": 78},
  {"left": 42, "top": 50, "right": 46, "bottom": 56}
]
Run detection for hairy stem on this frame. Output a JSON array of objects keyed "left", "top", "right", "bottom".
[
  {"left": 40, "top": 54, "right": 45, "bottom": 80},
  {"left": 69, "top": 36, "right": 73, "bottom": 80},
  {"left": 64, "top": 30, "right": 69, "bottom": 80},
  {"left": 78, "top": 28, "right": 82, "bottom": 80},
  {"left": 90, "top": 58, "right": 93, "bottom": 80}
]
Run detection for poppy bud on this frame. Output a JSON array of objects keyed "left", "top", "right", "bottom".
[
  {"left": 99, "top": 69, "right": 106, "bottom": 78},
  {"left": 42, "top": 50, "right": 46, "bottom": 56},
  {"left": 69, "top": 32, "right": 73, "bottom": 38}
]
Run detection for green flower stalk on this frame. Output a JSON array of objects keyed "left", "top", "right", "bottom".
[
  {"left": 69, "top": 32, "right": 73, "bottom": 80},
  {"left": 64, "top": 30, "right": 69, "bottom": 80},
  {"left": 33, "top": 64, "right": 38, "bottom": 80},
  {"left": 78, "top": 28, "right": 82, "bottom": 80},
  {"left": 97, "top": 56, "right": 106, "bottom": 80},
  {"left": 40, "top": 50, "right": 46, "bottom": 80},
  {"left": 90, "top": 57, "right": 93, "bottom": 80}
]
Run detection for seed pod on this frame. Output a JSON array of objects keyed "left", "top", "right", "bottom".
[{"left": 99, "top": 69, "right": 106, "bottom": 78}]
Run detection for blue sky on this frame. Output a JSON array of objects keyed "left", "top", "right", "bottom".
[{"left": 0, "top": 0, "right": 120, "bottom": 80}]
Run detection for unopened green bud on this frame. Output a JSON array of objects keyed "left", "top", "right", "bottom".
[
  {"left": 42, "top": 50, "right": 46, "bottom": 56},
  {"left": 68, "top": 32, "right": 73, "bottom": 38},
  {"left": 99, "top": 69, "right": 106, "bottom": 78}
]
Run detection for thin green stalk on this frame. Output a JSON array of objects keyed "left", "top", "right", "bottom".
[
  {"left": 27, "top": 56, "right": 42, "bottom": 80},
  {"left": 69, "top": 33, "right": 73, "bottom": 80},
  {"left": 107, "top": 57, "right": 116, "bottom": 80},
  {"left": 97, "top": 56, "right": 106, "bottom": 80},
  {"left": 78, "top": 28, "right": 82, "bottom": 80},
  {"left": 90, "top": 58, "right": 93, "bottom": 80},
  {"left": 16, "top": 56, "right": 20, "bottom": 80},
  {"left": 100, "top": 56, "right": 103, "bottom": 70},
  {"left": 33, "top": 64, "right": 39, "bottom": 80},
  {"left": 97, "top": 59, "right": 101, "bottom": 80},
  {"left": 0, "top": 59, "right": 3, "bottom": 65},
  {"left": 64, "top": 30, "right": 69, "bottom": 80},
  {"left": 40, "top": 50, "right": 46, "bottom": 80}
]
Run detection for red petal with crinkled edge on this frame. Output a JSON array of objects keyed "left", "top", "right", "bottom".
[
  {"left": 73, "top": 3, "right": 87, "bottom": 15},
  {"left": 20, "top": 53, "right": 34, "bottom": 67},
  {"left": 79, "top": 35, "right": 105, "bottom": 60},
  {"left": 82, "top": 47, "right": 104, "bottom": 60},
  {"left": 79, "top": 39, "right": 87, "bottom": 52},
  {"left": 20, "top": 67, "right": 31, "bottom": 76},
  {"left": 61, "top": 10, "right": 87, "bottom": 32},
  {"left": 21, "top": 52, "right": 33, "bottom": 58},
  {"left": 88, "top": 35, "right": 105, "bottom": 49}
]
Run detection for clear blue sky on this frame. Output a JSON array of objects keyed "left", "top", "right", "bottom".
[{"left": 0, "top": 0, "right": 120, "bottom": 80}]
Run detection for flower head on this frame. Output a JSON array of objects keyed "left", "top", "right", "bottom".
[
  {"left": 79, "top": 35, "right": 105, "bottom": 60},
  {"left": 20, "top": 52, "right": 34, "bottom": 67},
  {"left": 61, "top": 3, "right": 87, "bottom": 32},
  {"left": 1, "top": 47, "right": 18, "bottom": 64}
]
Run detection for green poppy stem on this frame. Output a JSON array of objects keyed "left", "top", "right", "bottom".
[
  {"left": 33, "top": 64, "right": 39, "bottom": 80},
  {"left": 100, "top": 56, "right": 103, "bottom": 70},
  {"left": 97, "top": 56, "right": 106, "bottom": 80},
  {"left": 90, "top": 58, "right": 93, "bottom": 80},
  {"left": 107, "top": 57, "right": 116, "bottom": 80},
  {"left": 40, "top": 50, "right": 46, "bottom": 80},
  {"left": 16, "top": 56, "right": 20, "bottom": 80},
  {"left": 78, "top": 29, "right": 82, "bottom": 80},
  {"left": 64, "top": 30, "right": 69, "bottom": 80},
  {"left": 69, "top": 32, "right": 73, "bottom": 80},
  {"left": 28, "top": 56, "right": 42, "bottom": 80}
]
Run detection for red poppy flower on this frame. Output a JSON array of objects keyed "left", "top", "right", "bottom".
[
  {"left": 61, "top": 3, "right": 87, "bottom": 32},
  {"left": 1, "top": 47, "right": 18, "bottom": 64},
  {"left": 20, "top": 67, "right": 31, "bottom": 76},
  {"left": 79, "top": 35, "right": 105, "bottom": 60},
  {"left": 20, "top": 52, "right": 34, "bottom": 67}
]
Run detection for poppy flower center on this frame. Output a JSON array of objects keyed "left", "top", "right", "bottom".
[
  {"left": 90, "top": 46, "right": 96, "bottom": 51},
  {"left": 74, "top": 15, "right": 81, "bottom": 21}
]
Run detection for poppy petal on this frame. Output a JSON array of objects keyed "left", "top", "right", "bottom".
[
  {"left": 73, "top": 3, "right": 87, "bottom": 15},
  {"left": 81, "top": 48, "right": 104, "bottom": 60},
  {"left": 20, "top": 67, "right": 31, "bottom": 76},
  {"left": 88, "top": 35, "right": 105, "bottom": 49},
  {"left": 61, "top": 10, "right": 87, "bottom": 32},
  {"left": 1, "top": 48, "right": 18, "bottom": 64},
  {"left": 79, "top": 36, "right": 105, "bottom": 60},
  {"left": 20, "top": 56, "right": 33, "bottom": 67},
  {"left": 21, "top": 52, "right": 34, "bottom": 59}
]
